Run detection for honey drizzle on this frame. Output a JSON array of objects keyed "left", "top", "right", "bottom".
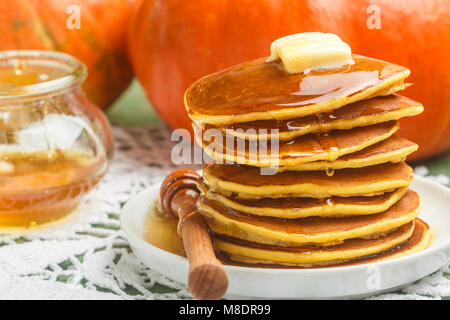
[
  {"left": 325, "top": 161, "right": 335, "bottom": 177},
  {"left": 220, "top": 95, "right": 417, "bottom": 137},
  {"left": 315, "top": 112, "right": 337, "bottom": 176},
  {"left": 185, "top": 55, "right": 403, "bottom": 118}
]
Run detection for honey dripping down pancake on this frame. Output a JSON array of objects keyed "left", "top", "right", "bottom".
[
  {"left": 214, "top": 219, "right": 431, "bottom": 268},
  {"left": 195, "top": 121, "right": 399, "bottom": 167},
  {"left": 204, "top": 94, "right": 423, "bottom": 141},
  {"left": 198, "top": 189, "right": 420, "bottom": 247},
  {"left": 280, "top": 135, "right": 417, "bottom": 172},
  {"left": 203, "top": 162, "right": 413, "bottom": 199},
  {"left": 185, "top": 55, "right": 410, "bottom": 125}
]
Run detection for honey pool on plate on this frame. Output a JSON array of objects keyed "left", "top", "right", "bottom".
[{"left": 144, "top": 201, "right": 186, "bottom": 257}]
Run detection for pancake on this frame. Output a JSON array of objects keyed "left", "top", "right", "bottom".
[
  {"left": 336, "top": 219, "right": 431, "bottom": 266},
  {"left": 185, "top": 55, "right": 410, "bottom": 125},
  {"left": 214, "top": 221, "right": 414, "bottom": 267},
  {"left": 195, "top": 121, "right": 399, "bottom": 167},
  {"left": 200, "top": 184, "right": 408, "bottom": 219},
  {"left": 203, "top": 162, "right": 413, "bottom": 199},
  {"left": 198, "top": 189, "right": 420, "bottom": 247},
  {"left": 279, "top": 135, "right": 417, "bottom": 172},
  {"left": 215, "top": 219, "right": 430, "bottom": 267},
  {"left": 209, "top": 94, "right": 423, "bottom": 141}
]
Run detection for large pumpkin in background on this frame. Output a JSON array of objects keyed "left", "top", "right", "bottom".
[
  {"left": 128, "top": 0, "right": 450, "bottom": 161},
  {"left": 1, "top": 0, "right": 134, "bottom": 109}
]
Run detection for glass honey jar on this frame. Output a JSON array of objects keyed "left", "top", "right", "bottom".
[{"left": 0, "top": 50, "right": 113, "bottom": 227}]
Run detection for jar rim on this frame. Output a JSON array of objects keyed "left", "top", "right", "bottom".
[{"left": 0, "top": 50, "right": 87, "bottom": 101}]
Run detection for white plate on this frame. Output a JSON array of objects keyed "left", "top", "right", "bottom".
[{"left": 120, "top": 175, "right": 450, "bottom": 299}]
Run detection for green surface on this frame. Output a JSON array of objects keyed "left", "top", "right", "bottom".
[
  {"left": 106, "top": 79, "right": 450, "bottom": 180},
  {"left": 414, "top": 152, "right": 450, "bottom": 179},
  {"left": 107, "top": 80, "right": 161, "bottom": 126}
]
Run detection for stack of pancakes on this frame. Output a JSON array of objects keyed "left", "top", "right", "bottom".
[{"left": 185, "top": 55, "right": 431, "bottom": 267}]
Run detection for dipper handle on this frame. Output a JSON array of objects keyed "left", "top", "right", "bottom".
[{"left": 160, "top": 169, "right": 228, "bottom": 300}]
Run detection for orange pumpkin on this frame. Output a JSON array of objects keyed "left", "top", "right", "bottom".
[
  {"left": 128, "top": 0, "right": 450, "bottom": 161},
  {"left": 1, "top": 0, "right": 134, "bottom": 109}
]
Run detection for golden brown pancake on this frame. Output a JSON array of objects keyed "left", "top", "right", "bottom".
[
  {"left": 200, "top": 184, "right": 408, "bottom": 219},
  {"left": 280, "top": 136, "right": 417, "bottom": 172},
  {"left": 203, "top": 162, "right": 414, "bottom": 199},
  {"left": 185, "top": 55, "right": 410, "bottom": 125},
  {"left": 215, "top": 219, "right": 430, "bottom": 267},
  {"left": 199, "top": 190, "right": 420, "bottom": 247},
  {"left": 195, "top": 121, "right": 399, "bottom": 167},
  {"left": 335, "top": 219, "right": 431, "bottom": 267},
  {"left": 209, "top": 94, "right": 423, "bottom": 141}
]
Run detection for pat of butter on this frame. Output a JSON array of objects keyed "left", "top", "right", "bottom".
[{"left": 266, "top": 33, "right": 354, "bottom": 74}]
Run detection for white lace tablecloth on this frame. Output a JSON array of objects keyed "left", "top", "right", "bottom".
[{"left": 0, "top": 123, "right": 448, "bottom": 300}]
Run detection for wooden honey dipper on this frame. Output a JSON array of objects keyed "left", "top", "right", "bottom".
[{"left": 159, "top": 168, "right": 228, "bottom": 300}]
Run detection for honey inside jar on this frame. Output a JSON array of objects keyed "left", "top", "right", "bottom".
[{"left": 0, "top": 50, "right": 112, "bottom": 227}]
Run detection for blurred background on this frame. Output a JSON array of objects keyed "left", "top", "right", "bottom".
[{"left": 2, "top": 0, "right": 449, "bottom": 177}]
